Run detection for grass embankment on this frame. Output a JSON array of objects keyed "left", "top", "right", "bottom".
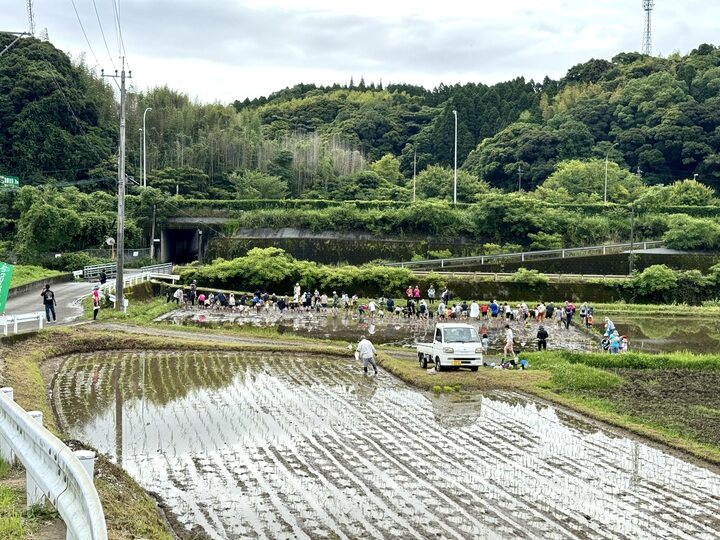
[
  {"left": 0, "top": 457, "right": 60, "bottom": 539},
  {"left": 9, "top": 265, "right": 64, "bottom": 289},
  {"left": 0, "top": 327, "right": 349, "bottom": 539},
  {"left": 378, "top": 348, "right": 720, "bottom": 464}
]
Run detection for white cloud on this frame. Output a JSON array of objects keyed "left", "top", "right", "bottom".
[{"left": 0, "top": 0, "right": 718, "bottom": 103}]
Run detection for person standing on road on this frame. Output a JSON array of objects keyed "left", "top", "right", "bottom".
[
  {"left": 356, "top": 335, "right": 378, "bottom": 375},
  {"left": 99, "top": 270, "right": 107, "bottom": 285},
  {"left": 92, "top": 285, "right": 101, "bottom": 320},
  {"left": 427, "top": 285, "right": 436, "bottom": 305},
  {"left": 41, "top": 284, "right": 57, "bottom": 322}
]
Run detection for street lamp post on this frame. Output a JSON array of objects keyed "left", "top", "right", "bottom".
[
  {"left": 604, "top": 144, "right": 617, "bottom": 204},
  {"left": 412, "top": 147, "right": 417, "bottom": 203},
  {"left": 452, "top": 110, "right": 458, "bottom": 206},
  {"left": 142, "top": 107, "right": 152, "bottom": 188},
  {"left": 693, "top": 173, "right": 699, "bottom": 181},
  {"left": 138, "top": 128, "right": 143, "bottom": 178}
]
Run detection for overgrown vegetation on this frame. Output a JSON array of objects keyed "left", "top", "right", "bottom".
[
  {"left": 2, "top": 35, "right": 720, "bottom": 267},
  {"left": 9, "top": 265, "right": 64, "bottom": 288}
]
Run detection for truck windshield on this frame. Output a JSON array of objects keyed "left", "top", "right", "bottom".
[{"left": 443, "top": 327, "right": 479, "bottom": 343}]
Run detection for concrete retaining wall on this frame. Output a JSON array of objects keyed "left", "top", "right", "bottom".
[{"left": 7, "top": 274, "right": 74, "bottom": 299}]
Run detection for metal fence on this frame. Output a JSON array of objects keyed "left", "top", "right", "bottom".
[
  {"left": 0, "top": 388, "right": 107, "bottom": 539},
  {"left": 140, "top": 262, "right": 173, "bottom": 275},
  {"left": 82, "top": 263, "right": 117, "bottom": 281},
  {"left": 385, "top": 241, "right": 665, "bottom": 270}
]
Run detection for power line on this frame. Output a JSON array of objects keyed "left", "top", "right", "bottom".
[
  {"left": 110, "top": 0, "right": 130, "bottom": 71},
  {"left": 92, "top": 0, "right": 116, "bottom": 70},
  {"left": 69, "top": 0, "right": 101, "bottom": 68}
]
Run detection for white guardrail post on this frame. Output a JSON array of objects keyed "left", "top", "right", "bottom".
[{"left": 0, "top": 388, "right": 107, "bottom": 539}]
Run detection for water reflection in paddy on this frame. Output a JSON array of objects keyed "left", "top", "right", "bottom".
[{"left": 54, "top": 351, "right": 720, "bottom": 539}]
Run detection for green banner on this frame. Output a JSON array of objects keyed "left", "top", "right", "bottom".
[{"left": 0, "top": 262, "right": 13, "bottom": 314}]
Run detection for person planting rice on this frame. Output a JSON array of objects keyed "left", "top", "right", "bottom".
[{"left": 356, "top": 336, "right": 378, "bottom": 375}]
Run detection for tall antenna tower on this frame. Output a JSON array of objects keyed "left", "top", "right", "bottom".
[
  {"left": 26, "top": 0, "right": 35, "bottom": 35},
  {"left": 642, "top": 0, "right": 654, "bottom": 56}
]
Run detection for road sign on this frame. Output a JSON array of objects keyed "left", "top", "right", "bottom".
[
  {"left": 0, "top": 262, "right": 14, "bottom": 313},
  {"left": 0, "top": 175, "right": 19, "bottom": 188}
]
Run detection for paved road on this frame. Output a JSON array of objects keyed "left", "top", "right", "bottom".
[{"left": 4, "top": 280, "right": 95, "bottom": 327}]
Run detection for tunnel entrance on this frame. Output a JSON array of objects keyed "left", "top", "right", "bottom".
[{"left": 161, "top": 228, "right": 206, "bottom": 264}]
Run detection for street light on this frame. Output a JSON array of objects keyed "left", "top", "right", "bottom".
[
  {"left": 142, "top": 107, "right": 152, "bottom": 188},
  {"left": 604, "top": 143, "right": 618, "bottom": 204},
  {"left": 198, "top": 229, "right": 203, "bottom": 264},
  {"left": 412, "top": 146, "right": 417, "bottom": 203},
  {"left": 693, "top": 173, "right": 699, "bottom": 181},
  {"left": 452, "top": 110, "right": 458, "bottom": 206},
  {"left": 138, "top": 128, "right": 142, "bottom": 177}
]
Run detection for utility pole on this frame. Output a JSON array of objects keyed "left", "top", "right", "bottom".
[
  {"left": 518, "top": 165, "right": 523, "bottom": 191},
  {"left": 628, "top": 204, "right": 636, "bottom": 275},
  {"left": 103, "top": 58, "right": 131, "bottom": 311},
  {"left": 149, "top": 204, "right": 156, "bottom": 261},
  {"left": 452, "top": 110, "right": 458, "bottom": 206}
]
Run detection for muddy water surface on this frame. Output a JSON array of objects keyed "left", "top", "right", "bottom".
[
  {"left": 54, "top": 351, "right": 720, "bottom": 539},
  {"left": 158, "top": 308, "right": 596, "bottom": 354}
]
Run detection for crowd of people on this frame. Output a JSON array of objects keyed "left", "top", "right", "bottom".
[{"left": 165, "top": 281, "right": 627, "bottom": 355}]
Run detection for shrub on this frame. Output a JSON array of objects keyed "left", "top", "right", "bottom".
[
  {"left": 511, "top": 268, "right": 550, "bottom": 286},
  {"left": 630, "top": 264, "right": 678, "bottom": 295}
]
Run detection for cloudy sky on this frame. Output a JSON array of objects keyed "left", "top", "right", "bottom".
[{"left": 2, "top": 0, "right": 718, "bottom": 103}]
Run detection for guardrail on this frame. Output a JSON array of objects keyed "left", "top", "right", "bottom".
[
  {"left": 0, "top": 311, "right": 45, "bottom": 336},
  {"left": 412, "top": 271, "right": 630, "bottom": 281},
  {"left": 82, "top": 263, "right": 117, "bottom": 282},
  {"left": 140, "top": 262, "right": 173, "bottom": 274},
  {"left": 100, "top": 272, "right": 153, "bottom": 313},
  {"left": 385, "top": 241, "right": 665, "bottom": 270},
  {"left": 0, "top": 387, "right": 107, "bottom": 540}
]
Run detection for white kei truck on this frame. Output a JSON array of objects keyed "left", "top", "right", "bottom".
[{"left": 416, "top": 323, "right": 484, "bottom": 372}]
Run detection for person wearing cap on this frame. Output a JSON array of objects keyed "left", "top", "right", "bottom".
[
  {"left": 356, "top": 335, "right": 378, "bottom": 375},
  {"left": 536, "top": 325, "right": 549, "bottom": 351},
  {"left": 92, "top": 285, "right": 101, "bottom": 320},
  {"left": 604, "top": 317, "right": 616, "bottom": 336}
]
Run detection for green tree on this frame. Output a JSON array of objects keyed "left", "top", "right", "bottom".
[
  {"left": 539, "top": 159, "right": 644, "bottom": 203},
  {"left": 370, "top": 154, "right": 404, "bottom": 185},
  {"left": 230, "top": 170, "right": 288, "bottom": 199},
  {"left": 415, "top": 165, "right": 488, "bottom": 203}
]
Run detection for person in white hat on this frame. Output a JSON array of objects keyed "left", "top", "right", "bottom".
[{"left": 92, "top": 285, "right": 101, "bottom": 320}]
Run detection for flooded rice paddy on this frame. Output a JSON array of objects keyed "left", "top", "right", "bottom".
[
  {"left": 612, "top": 316, "right": 720, "bottom": 354},
  {"left": 54, "top": 351, "right": 720, "bottom": 539},
  {"left": 158, "top": 308, "right": 596, "bottom": 354}
]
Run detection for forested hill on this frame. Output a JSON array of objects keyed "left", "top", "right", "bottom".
[{"left": 1, "top": 32, "right": 720, "bottom": 199}]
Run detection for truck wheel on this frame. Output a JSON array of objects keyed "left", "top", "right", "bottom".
[
  {"left": 435, "top": 357, "right": 443, "bottom": 372},
  {"left": 421, "top": 355, "right": 428, "bottom": 369},
  {"left": 470, "top": 366, "right": 479, "bottom": 372}
]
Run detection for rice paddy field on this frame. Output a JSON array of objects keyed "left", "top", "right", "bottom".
[{"left": 52, "top": 350, "right": 720, "bottom": 540}]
